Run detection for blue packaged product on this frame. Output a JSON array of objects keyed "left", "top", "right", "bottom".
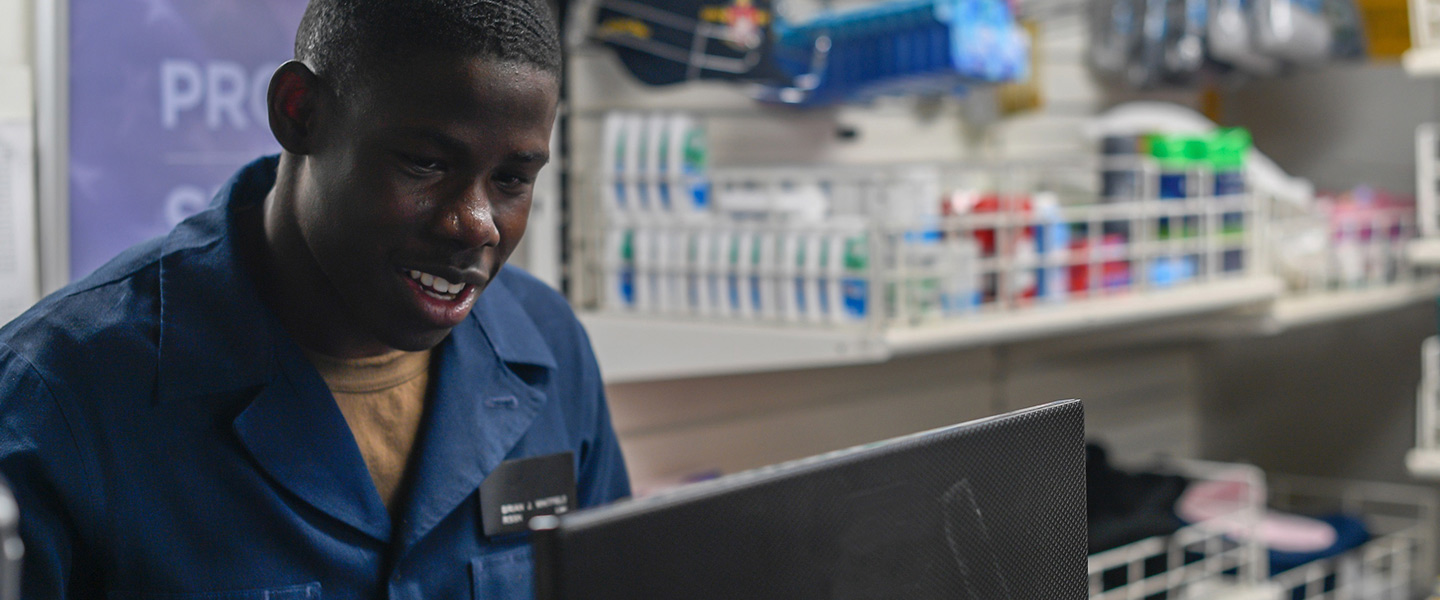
[{"left": 766, "top": 0, "right": 1028, "bottom": 106}]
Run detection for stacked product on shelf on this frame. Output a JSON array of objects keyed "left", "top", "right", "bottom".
[
  {"left": 1099, "top": 127, "right": 1254, "bottom": 290},
  {"left": 1091, "top": 102, "right": 1431, "bottom": 303},
  {"left": 598, "top": 109, "right": 878, "bottom": 323},
  {"left": 594, "top": 111, "right": 1265, "bottom": 328},
  {"left": 1271, "top": 185, "right": 1421, "bottom": 294},
  {"left": 1086, "top": 445, "right": 1437, "bottom": 600}
]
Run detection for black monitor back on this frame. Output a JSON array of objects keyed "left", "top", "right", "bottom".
[{"left": 532, "top": 399, "right": 1088, "bottom": 600}]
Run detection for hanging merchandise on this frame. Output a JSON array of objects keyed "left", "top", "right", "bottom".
[
  {"left": 591, "top": 0, "right": 791, "bottom": 85},
  {"left": 1126, "top": 0, "right": 1209, "bottom": 87},
  {"left": 1089, "top": 0, "right": 1143, "bottom": 85},
  {"left": 590, "top": 0, "right": 1030, "bottom": 106},
  {"left": 1087, "top": 0, "right": 1366, "bottom": 88},
  {"left": 1252, "top": 0, "right": 1334, "bottom": 64},
  {"left": 1207, "top": 0, "right": 1283, "bottom": 75},
  {"left": 1162, "top": 0, "right": 1210, "bottom": 83},
  {"left": 761, "top": 0, "right": 1031, "bottom": 106}
]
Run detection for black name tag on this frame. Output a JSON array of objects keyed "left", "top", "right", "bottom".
[{"left": 480, "top": 452, "right": 577, "bottom": 537}]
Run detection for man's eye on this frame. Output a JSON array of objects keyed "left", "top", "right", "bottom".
[
  {"left": 399, "top": 154, "right": 447, "bottom": 175},
  {"left": 494, "top": 173, "right": 533, "bottom": 191}
]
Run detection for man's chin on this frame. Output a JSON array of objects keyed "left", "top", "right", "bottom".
[{"left": 381, "top": 328, "right": 456, "bottom": 353}]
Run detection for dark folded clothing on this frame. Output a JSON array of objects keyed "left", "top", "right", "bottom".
[{"left": 1087, "top": 443, "right": 1191, "bottom": 555}]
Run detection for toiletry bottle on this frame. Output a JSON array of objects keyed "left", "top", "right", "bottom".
[
  {"left": 647, "top": 112, "right": 671, "bottom": 213},
  {"left": 1034, "top": 192, "right": 1069, "bottom": 303},
  {"left": 601, "top": 112, "right": 629, "bottom": 214},
  {"left": 602, "top": 220, "right": 636, "bottom": 311},
  {"left": 833, "top": 216, "right": 871, "bottom": 323},
  {"left": 623, "top": 113, "right": 648, "bottom": 212}
]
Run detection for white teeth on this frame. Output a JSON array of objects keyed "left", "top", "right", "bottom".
[
  {"left": 404, "top": 268, "right": 465, "bottom": 299},
  {"left": 422, "top": 288, "right": 455, "bottom": 301}
]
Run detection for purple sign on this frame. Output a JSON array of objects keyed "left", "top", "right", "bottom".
[{"left": 69, "top": 0, "right": 307, "bottom": 279}]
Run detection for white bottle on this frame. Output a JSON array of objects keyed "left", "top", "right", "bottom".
[
  {"left": 623, "top": 113, "right": 648, "bottom": 212},
  {"left": 734, "top": 225, "right": 758, "bottom": 320},
  {"left": 940, "top": 236, "right": 981, "bottom": 316},
  {"left": 717, "top": 225, "right": 744, "bottom": 319},
  {"left": 832, "top": 216, "right": 871, "bottom": 323},
  {"left": 821, "top": 227, "right": 845, "bottom": 324},
  {"left": 646, "top": 112, "right": 671, "bottom": 213},
  {"left": 665, "top": 228, "right": 691, "bottom": 314},
  {"left": 779, "top": 230, "right": 806, "bottom": 322},
  {"left": 667, "top": 113, "right": 710, "bottom": 214},
  {"left": 600, "top": 112, "right": 629, "bottom": 214},
  {"left": 888, "top": 168, "right": 944, "bottom": 321},
  {"left": 803, "top": 229, "right": 827, "bottom": 323},
  {"left": 692, "top": 222, "right": 717, "bottom": 317},
  {"left": 1034, "top": 192, "right": 1069, "bottom": 304},
  {"left": 652, "top": 224, "right": 676, "bottom": 312},
  {"left": 632, "top": 222, "right": 656, "bottom": 313},
  {"left": 755, "top": 226, "right": 779, "bottom": 320},
  {"left": 602, "top": 220, "right": 636, "bottom": 312},
  {"left": 1335, "top": 219, "right": 1364, "bottom": 289}
]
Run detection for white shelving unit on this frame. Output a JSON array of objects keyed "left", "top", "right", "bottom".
[
  {"left": 1089, "top": 462, "right": 1437, "bottom": 600},
  {"left": 580, "top": 154, "right": 1434, "bottom": 382},
  {"left": 1269, "top": 191, "right": 1438, "bottom": 332},
  {"left": 580, "top": 156, "right": 1286, "bottom": 382},
  {"left": 582, "top": 315, "right": 884, "bottom": 383},
  {"left": 1269, "top": 282, "right": 1440, "bottom": 330},
  {"left": 1265, "top": 476, "right": 1438, "bottom": 600},
  {"left": 588, "top": 276, "right": 1280, "bottom": 383}
]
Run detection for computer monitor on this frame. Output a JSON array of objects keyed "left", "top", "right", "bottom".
[{"left": 531, "top": 398, "right": 1087, "bottom": 600}]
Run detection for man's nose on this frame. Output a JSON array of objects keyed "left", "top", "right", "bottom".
[{"left": 436, "top": 181, "right": 501, "bottom": 249}]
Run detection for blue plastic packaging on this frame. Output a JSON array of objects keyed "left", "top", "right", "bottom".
[{"left": 766, "top": 0, "right": 1029, "bottom": 106}]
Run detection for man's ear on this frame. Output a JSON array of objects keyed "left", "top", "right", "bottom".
[{"left": 267, "top": 60, "right": 323, "bottom": 154}]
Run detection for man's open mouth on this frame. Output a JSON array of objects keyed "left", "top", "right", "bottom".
[{"left": 401, "top": 268, "right": 468, "bottom": 301}]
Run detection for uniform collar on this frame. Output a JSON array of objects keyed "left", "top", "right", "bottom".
[
  {"left": 469, "top": 272, "right": 558, "bottom": 371},
  {"left": 156, "top": 155, "right": 284, "bottom": 402}
]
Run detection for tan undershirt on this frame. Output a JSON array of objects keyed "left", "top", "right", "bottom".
[{"left": 304, "top": 348, "right": 433, "bottom": 513}]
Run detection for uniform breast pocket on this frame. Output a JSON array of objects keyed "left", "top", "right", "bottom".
[
  {"left": 107, "top": 582, "right": 321, "bottom": 600},
  {"left": 472, "top": 545, "right": 533, "bottom": 600}
]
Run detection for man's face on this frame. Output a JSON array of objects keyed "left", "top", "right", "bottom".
[{"left": 295, "top": 54, "right": 558, "bottom": 352}]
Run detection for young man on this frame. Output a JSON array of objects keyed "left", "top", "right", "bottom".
[{"left": 0, "top": 1, "right": 629, "bottom": 598}]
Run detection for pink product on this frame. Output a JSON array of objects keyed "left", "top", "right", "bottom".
[
  {"left": 1177, "top": 478, "right": 1337, "bottom": 553},
  {"left": 1320, "top": 186, "right": 1416, "bottom": 243}
]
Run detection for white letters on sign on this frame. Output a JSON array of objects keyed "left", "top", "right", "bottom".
[{"left": 161, "top": 60, "right": 280, "bottom": 131}]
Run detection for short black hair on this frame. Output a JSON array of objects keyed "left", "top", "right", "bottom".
[{"left": 294, "top": 0, "right": 561, "bottom": 91}]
